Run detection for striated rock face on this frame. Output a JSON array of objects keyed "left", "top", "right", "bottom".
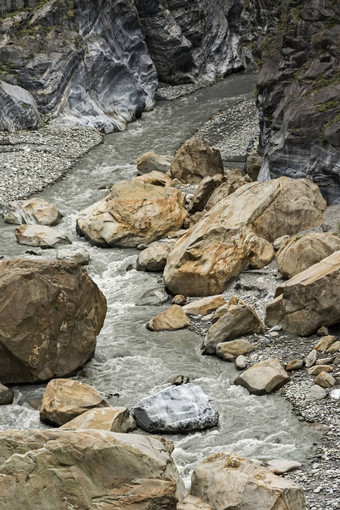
[{"left": 0, "top": 80, "right": 42, "bottom": 131}]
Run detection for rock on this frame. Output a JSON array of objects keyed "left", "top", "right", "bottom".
[
  {"left": 135, "top": 287, "right": 169, "bottom": 306},
  {"left": 265, "top": 251, "right": 340, "bottom": 336},
  {"left": 308, "top": 365, "right": 333, "bottom": 376},
  {"left": 134, "top": 170, "right": 172, "bottom": 187},
  {"left": 245, "top": 139, "right": 263, "bottom": 181},
  {"left": 40, "top": 379, "right": 109, "bottom": 426},
  {"left": 330, "top": 389, "right": 340, "bottom": 399},
  {"left": 0, "top": 258, "right": 106, "bottom": 384},
  {"left": 164, "top": 177, "right": 325, "bottom": 296},
  {"left": 189, "top": 450, "right": 306, "bottom": 509},
  {"left": 187, "top": 175, "right": 222, "bottom": 213},
  {"left": 317, "top": 325, "right": 329, "bottom": 336},
  {"left": 0, "top": 429, "right": 184, "bottom": 509},
  {"left": 147, "top": 305, "right": 190, "bottom": 331},
  {"left": 0, "top": 383, "right": 14, "bottom": 405},
  {"left": 273, "top": 234, "right": 290, "bottom": 251},
  {"left": 276, "top": 233, "right": 340, "bottom": 278},
  {"left": 132, "top": 383, "right": 218, "bottom": 434},
  {"left": 234, "top": 359, "right": 290, "bottom": 396},
  {"left": 205, "top": 169, "right": 251, "bottom": 210},
  {"left": 216, "top": 339, "right": 255, "bottom": 361},
  {"left": 305, "top": 350, "right": 318, "bottom": 368},
  {"left": 177, "top": 495, "right": 212, "bottom": 510},
  {"left": 57, "top": 246, "right": 90, "bottom": 266},
  {"left": 4, "top": 198, "right": 62, "bottom": 226},
  {"left": 136, "top": 151, "right": 173, "bottom": 174},
  {"left": 307, "top": 385, "right": 328, "bottom": 400},
  {"left": 266, "top": 458, "right": 303, "bottom": 475},
  {"left": 314, "top": 335, "right": 336, "bottom": 352},
  {"left": 316, "top": 357, "right": 335, "bottom": 366},
  {"left": 61, "top": 407, "right": 136, "bottom": 433},
  {"left": 172, "top": 295, "right": 187, "bottom": 305},
  {"left": 170, "top": 375, "right": 190, "bottom": 386},
  {"left": 235, "top": 355, "right": 247, "bottom": 370},
  {"left": 15, "top": 224, "right": 71, "bottom": 249},
  {"left": 77, "top": 180, "right": 186, "bottom": 248},
  {"left": 182, "top": 295, "right": 226, "bottom": 316},
  {"left": 202, "top": 300, "right": 264, "bottom": 354},
  {"left": 314, "top": 372, "right": 336, "bottom": 388},
  {"left": 286, "top": 359, "right": 304, "bottom": 371},
  {"left": 0, "top": 80, "right": 42, "bottom": 131},
  {"left": 137, "top": 241, "right": 173, "bottom": 271},
  {"left": 170, "top": 138, "right": 224, "bottom": 184},
  {"left": 327, "top": 340, "right": 340, "bottom": 353}
]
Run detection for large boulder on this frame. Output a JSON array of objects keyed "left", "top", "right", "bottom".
[
  {"left": 266, "top": 250, "right": 340, "bottom": 336},
  {"left": 77, "top": 180, "right": 187, "bottom": 247},
  {"left": 164, "top": 177, "right": 326, "bottom": 296},
  {"left": 0, "top": 429, "right": 184, "bottom": 509},
  {"left": 276, "top": 233, "right": 340, "bottom": 278},
  {"left": 4, "top": 198, "right": 62, "bottom": 226},
  {"left": 40, "top": 379, "right": 109, "bottom": 426},
  {"left": 61, "top": 407, "right": 136, "bottom": 433},
  {"left": 0, "top": 80, "right": 42, "bottom": 131},
  {"left": 189, "top": 450, "right": 306, "bottom": 509},
  {"left": 170, "top": 138, "right": 224, "bottom": 184},
  {"left": 136, "top": 151, "right": 173, "bottom": 174},
  {"left": 15, "top": 225, "right": 71, "bottom": 249},
  {"left": 132, "top": 383, "right": 219, "bottom": 433},
  {"left": 234, "top": 359, "right": 290, "bottom": 396},
  {"left": 0, "top": 258, "right": 107, "bottom": 383}
]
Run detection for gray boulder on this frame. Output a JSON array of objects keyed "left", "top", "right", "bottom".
[{"left": 0, "top": 80, "right": 42, "bottom": 131}]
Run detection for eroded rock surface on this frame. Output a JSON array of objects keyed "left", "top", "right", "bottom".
[{"left": 4, "top": 198, "right": 61, "bottom": 226}]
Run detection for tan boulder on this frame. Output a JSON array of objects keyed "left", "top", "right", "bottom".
[
  {"left": 40, "top": 379, "right": 109, "bottom": 426},
  {"left": 327, "top": 340, "right": 340, "bottom": 353},
  {"left": 137, "top": 241, "right": 173, "bottom": 271},
  {"left": 61, "top": 407, "right": 136, "bottom": 432},
  {"left": 15, "top": 224, "right": 71, "bottom": 248},
  {"left": 177, "top": 495, "right": 212, "bottom": 510},
  {"left": 234, "top": 359, "right": 290, "bottom": 395},
  {"left": 190, "top": 450, "right": 306, "bottom": 510},
  {"left": 0, "top": 429, "right": 184, "bottom": 509},
  {"left": 0, "top": 258, "right": 106, "bottom": 384},
  {"left": 308, "top": 365, "right": 333, "bottom": 376},
  {"left": 164, "top": 177, "right": 325, "bottom": 296},
  {"left": 187, "top": 175, "right": 222, "bottom": 213},
  {"left": 265, "top": 251, "right": 340, "bottom": 336},
  {"left": 205, "top": 169, "right": 251, "bottom": 210},
  {"left": 136, "top": 150, "right": 173, "bottom": 174},
  {"left": 202, "top": 300, "right": 264, "bottom": 354},
  {"left": 276, "top": 232, "right": 340, "bottom": 278},
  {"left": 77, "top": 179, "right": 186, "bottom": 247},
  {"left": 134, "top": 170, "right": 172, "bottom": 187},
  {"left": 170, "top": 137, "right": 224, "bottom": 184},
  {"left": 182, "top": 295, "right": 226, "bottom": 316},
  {"left": 216, "top": 339, "right": 255, "bottom": 361},
  {"left": 286, "top": 359, "right": 304, "bottom": 371},
  {"left": 172, "top": 294, "right": 187, "bottom": 305},
  {"left": 4, "top": 198, "right": 62, "bottom": 226},
  {"left": 314, "top": 335, "right": 336, "bottom": 352},
  {"left": 147, "top": 305, "right": 191, "bottom": 331},
  {"left": 315, "top": 371, "right": 336, "bottom": 388}
]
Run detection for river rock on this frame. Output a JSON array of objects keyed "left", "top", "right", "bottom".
[
  {"left": 216, "top": 339, "right": 255, "bottom": 361},
  {"left": 15, "top": 224, "right": 71, "bottom": 249},
  {"left": 327, "top": 340, "right": 340, "bottom": 354},
  {"left": 314, "top": 372, "right": 336, "bottom": 388},
  {"left": 234, "top": 359, "right": 290, "bottom": 395},
  {"left": 0, "top": 384, "right": 14, "bottom": 405},
  {"left": 314, "top": 335, "right": 336, "bottom": 352},
  {"left": 4, "top": 198, "right": 62, "bottom": 226},
  {"left": 134, "top": 170, "right": 172, "bottom": 187},
  {"left": 164, "top": 177, "right": 325, "bottom": 296},
  {"left": 265, "top": 250, "right": 340, "bottom": 336},
  {"left": 61, "top": 407, "right": 136, "bottom": 432},
  {"left": 77, "top": 180, "right": 186, "bottom": 247},
  {"left": 170, "top": 137, "right": 224, "bottom": 184},
  {"left": 286, "top": 359, "right": 304, "bottom": 371},
  {"left": 132, "top": 383, "right": 218, "bottom": 434},
  {"left": 177, "top": 495, "right": 212, "bottom": 510},
  {"left": 136, "top": 151, "right": 173, "bottom": 174},
  {"left": 276, "top": 233, "right": 340, "bottom": 278},
  {"left": 308, "top": 365, "right": 333, "bottom": 376},
  {"left": 0, "top": 258, "right": 107, "bottom": 383},
  {"left": 137, "top": 241, "right": 173, "bottom": 271},
  {"left": 172, "top": 294, "right": 187, "bottom": 305},
  {"left": 307, "top": 385, "right": 328, "bottom": 400},
  {"left": 305, "top": 350, "right": 318, "bottom": 368},
  {"left": 182, "top": 295, "right": 226, "bottom": 316},
  {"left": 57, "top": 246, "right": 90, "bottom": 266},
  {"left": 189, "top": 450, "right": 306, "bottom": 509},
  {"left": 265, "top": 458, "right": 302, "bottom": 475},
  {"left": 317, "top": 326, "right": 329, "bottom": 337},
  {"left": 0, "top": 429, "right": 184, "bottom": 509},
  {"left": 0, "top": 80, "right": 42, "bottom": 131},
  {"left": 187, "top": 175, "right": 222, "bottom": 213},
  {"left": 205, "top": 169, "right": 251, "bottom": 210},
  {"left": 135, "top": 286, "right": 169, "bottom": 306},
  {"left": 202, "top": 300, "right": 264, "bottom": 354},
  {"left": 147, "top": 305, "right": 190, "bottom": 331},
  {"left": 40, "top": 379, "right": 109, "bottom": 426},
  {"left": 235, "top": 355, "right": 247, "bottom": 370}
]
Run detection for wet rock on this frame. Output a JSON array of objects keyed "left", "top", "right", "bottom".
[
  {"left": 136, "top": 151, "right": 173, "bottom": 174},
  {"left": 286, "top": 359, "right": 304, "bottom": 371},
  {"left": 216, "top": 339, "right": 255, "bottom": 361},
  {"left": 61, "top": 407, "right": 136, "bottom": 433},
  {"left": 307, "top": 385, "right": 328, "bottom": 400},
  {"left": 170, "top": 375, "right": 190, "bottom": 386},
  {"left": 187, "top": 175, "right": 222, "bottom": 213},
  {"left": 77, "top": 180, "right": 186, "bottom": 248},
  {"left": 189, "top": 451, "right": 306, "bottom": 509},
  {"left": 172, "top": 294, "right": 187, "bottom": 305},
  {"left": 135, "top": 287, "right": 169, "bottom": 306},
  {"left": 0, "top": 80, "right": 42, "bottom": 131},
  {"left": 134, "top": 170, "right": 172, "bottom": 187},
  {"left": 4, "top": 198, "right": 62, "bottom": 226},
  {"left": 137, "top": 241, "right": 173, "bottom": 271},
  {"left": 182, "top": 295, "right": 226, "bottom": 316},
  {"left": 0, "top": 258, "right": 106, "bottom": 383},
  {"left": 305, "top": 350, "right": 318, "bottom": 368},
  {"left": 314, "top": 335, "right": 336, "bottom": 352},
  {"left": 15, "top": 224, "right": 71, "bottom": 249},
  {"left": 308, "top": 365, "right": 333, "bottom": 376},
  {"left": 57, "top": 246, "right": 90, "bottom": 266},
  {"left": 314, "top": 372, "right": 336, "bottom": 388},
  {"left": 132, "top": 383, "right": 219, "bottom": 434},
  {"left": 0, "top": 383, "right": 14, "bottom": 405},
  {"left": 265, "top": 458, "right": 303, "bottom": 475},
  {"left": 147, "top": 305, "right": 190, "bottom": 331},
  {"left": 234, "top": 359, "right": 290, "bottom": 396},
  {"left": 235, "top": 355, "right": 247, "bottom": 370},
  {"left": 40, "top": 379, "right": 109, "bottom": 426}
]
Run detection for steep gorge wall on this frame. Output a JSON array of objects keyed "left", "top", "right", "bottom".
[{"left": 0, "top": 0, "right": 40, "bottom": 18}]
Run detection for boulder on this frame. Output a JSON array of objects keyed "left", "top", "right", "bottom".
[
  {"left": 147, "top": 305, "right": 190, "bottom": 331},
  {"left": 187, "top": 175, "right": 222, "bottom": 214},
  {"left": 265, "top": 251, "right": 340, "bottom": 336},
  {"left": 189, "top": 451, "right": 306, "bottom": 510},
  {"left": 0, "top": 258, "right": 107, "bottom": 383},
  {"left": 135, "top": 287, "right": 169, "bottom": 306},
  {"left": 216, "top": 339, "right": 255, "bottom": 361},
  {"left": 77, "top": 180, "right": 187, "bottom": 248},
  {"left": 0, "top": 383, "right": 14, "bottom": 405},
  {"left": 132, "top": 383, "right": 219, "bottom": 434},
  {"left": 4, "top": 198, "right": 62, "bottom": 226},
  {"left": 234, "top": 359, "right": 290, "bottom": 395},
  {"left": 182, "top": 295, "right": 226, "bottom": 316},
  {"left": 205, "top": 169, "right": 251, "bottom": 210},
  {"left": 0, "top": 80, "right": 42, "bottom": 131},
  {"left": 314, "top": 372, "right": 336, "bottom": 388},
  {"left": 57, "top": 246, "right": 90, "bottom": 266},
  {"left": 276, "top": 233, "right": 340, "bottom": 278},
  {"left": 202, "top": 300, "right": 264, "bottom": 354},
  {"left": 15, "top": 224, "right": 71, "bottom": 249},
  {"left": 137, "top": 241, "right": 173, "bottom": 271},
  {"left": 40, "top": 379, "right": 109, "bottom": 426},
  {"left": 177, "top": 495, "right": 212, "bottom": 510},
  {"left": 136, "top": 151, "right": 173, "bottom": 174},
  {"left": 134, "top": 170, "right": 172, "bottom": 187},
  {"left": 0, "top": 429, "right": 184, "bottom": 509},
  {"left": 314, "top": 336, "right": 336, "bottom": 352},
  {"left": 61, "top": 407, "right": 136, "bottom": 432},
  {"left": 327, "top": 341, "right": 340, "bottom": 354},
  {"left": 170, "top": 138, "right": 224, "bottom": 184},
  {"left": 164, "top": 177, "right": 325, "bottom": 296}
]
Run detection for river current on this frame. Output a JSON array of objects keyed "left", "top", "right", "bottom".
[{"left": 0, "top": 73, "right": 319, "bottom": 486}]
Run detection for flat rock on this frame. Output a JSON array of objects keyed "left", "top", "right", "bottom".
[
  {"left": 136, "top": 151, "right": 173, "bottom": 174},
  {"left": 234, "top": 359, "right": 290, "bottom": 395},
  {"left": 61, "top": 407, "right": 136, "bottom": 432},
  {"left": 216, "top": 339, "right": 255, "bottom": 361},
  {"left": 314, "top": 371, "right": 336, "bottom": 388},
  {"left": 0, "top": 383, "right": 14, "bottom": 405},
  {"left": 147, "top": 305, "right": 190, "bottom": 331},
  {"left": 57, "top": 246, "right": 90, "bottom": 265},
  {"left": 4, "top": 198, "right": 62, "bottom": 226},
  {"left": 182, "top": 295, "right": 226, "bottom": 316},
  {"left": 132, "top": 383, "right": 219, "bottom": 434},
  {"left": 265, "top": 458, "right": 303, "bottom": 475},
  {"left": 15, "top": 224, "right": 71, "bottom": 249}
]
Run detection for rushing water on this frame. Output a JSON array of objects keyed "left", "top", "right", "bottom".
[{"left": 0, "top": 73, "right": 319, "bottom": 486}]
